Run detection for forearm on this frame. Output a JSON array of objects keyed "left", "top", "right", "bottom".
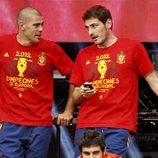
[
  {"left": 64, "top": 83, "right": 75, "bottom": 114},
  {"left": 56, "top": 84, "right": 75, "bottom": 125},
  {"left": 73, "top": 87, "right": 85, "bottom": 105},
  {"left": 145, "top": 70, "right": 158, "bottom": 96},
  {"left": 150, "top": 82, "right": 158, "bottom": 96}
]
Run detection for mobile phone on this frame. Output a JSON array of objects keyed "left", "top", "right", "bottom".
[{"left": 83, "top": 82, "right": 93, "bottom": 89}]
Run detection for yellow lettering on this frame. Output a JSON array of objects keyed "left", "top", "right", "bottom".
[
  {"left": 96, "top": 54, "right": 110, "bottom": 61},
  {"left": 92, "top": 78, "right": 119, "bottom": 90},
  {"left": 6, "top": 76, "right": 38, "bottom": 89},
  {"left": 15, "top": 51, "right": 31, "bottom": 58}
]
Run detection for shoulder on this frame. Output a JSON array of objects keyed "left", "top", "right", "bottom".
[
  {"left": 80, "top": 43, "right": 96, "bottom": 52},
  {"left": 77, "top": 43, "right": 96, "bottom": 57},
  {"left": 118, "top": 38, "right": 143, "bottom": 49},
  {"left": 119, "top": 38, "right": 140, "bottom": 45},
  {"left": 118, "top": 38, "right": 137, "bottom": 42},
  {"left": 0, "top": 33, "right": 16, "bottom": 42},
  {"left": 0, "top": 34, "right": 17, "bottom": 48},
  {"left": 39, "top": 38, "right": 62, "bottom": 50},
  {"left": 40, "top": 38, "right": 58, "bottom": 46}
]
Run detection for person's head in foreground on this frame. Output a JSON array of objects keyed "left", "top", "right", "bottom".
[
  {"left": 78, "top": 130, "right": 122, "bottom": 158},
  {"left": 78, "top": 130, "right": 105, "bottom": 158}
]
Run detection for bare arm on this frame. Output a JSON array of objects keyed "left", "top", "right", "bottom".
[
  {"left": 73, "top": 86, "right": 85, "bottom": 105},
  {"left": 56, "top": 82, "right": 96, "bottom": 125},
  {"left": 144, "top": 70, "right": 158, "bottom": 96},
  {"left": 56, "top": 83, "right": 75, "bottom": 125},
  {"left": 73, "top": 84, "right": 96, "bottom": 105}
]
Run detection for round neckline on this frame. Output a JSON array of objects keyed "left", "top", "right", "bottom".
[
  {"left": 94, "top": 38, "right": 120, "bottom": 50},
  {"left": 15, "top": 33, "right": 40, "bottom": 48}
]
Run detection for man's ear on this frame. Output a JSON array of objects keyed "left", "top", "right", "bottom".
[
  {"left": 18, "top": 19, "right": 26, "bottom": 31},
  {"left": 105, "top": 18, "right": 112, "bottom": 29},
  {"left": 103, "top": 146, "right": 106, "bottom": 155}
]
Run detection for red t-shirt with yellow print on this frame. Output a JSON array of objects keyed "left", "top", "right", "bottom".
[
  {"left": 0, "top": 34, "right": 73, "bottom": 126},
  {"left": 104, "top": 152, "right": 122, "bottom": 158},
  {"left": 69, "top": 38, "right": 154, "bottom": 132},
  {"left": 78, "top": 152, "right": 122, "bottom": 158}
]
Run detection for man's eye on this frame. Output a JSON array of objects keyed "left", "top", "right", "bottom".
[
  {"left": 85, "top": 26, "right": 89, "bottom": 30},
  {"left": 83, "top": 152, "right": 90, "bottom": 156},
  {"left": 93, "top": 151, "right": 100, "bottom": 155},
  {"left": 91, "top": 24, "right": 97, "bottom": 28},
  {"left": 34, "top": 24, "right": 39, "bottom": 27},
  {"left": 33, "top": 23, "right": 43, "bottom": 27}
]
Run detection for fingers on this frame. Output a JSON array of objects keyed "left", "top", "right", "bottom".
[
  {"left": 80, "top": 85, "right": 96, "bottom": 97},
  {"left": 55, "top": 113, "right": 73, "bottom": 126},
  {"left": 58, "top": 117, "right": 69, "bottom": 126}
]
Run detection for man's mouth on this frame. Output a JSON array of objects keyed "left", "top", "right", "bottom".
[
  {"left": 36, "top": 33, "right": 41, "bottom": 36},
  {"left": 35, "top": 34, "right": 41, "bottom": 39},
  {"left": 92, "top": 36, "right": 98, "bottom": 41}
]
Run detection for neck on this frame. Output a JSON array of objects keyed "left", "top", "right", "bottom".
[
  {"left": 97, "top": 32, "right": 117, "bottom": 49},
  {"left": 16, "top": 33, "right": 34, "bottom": 46}
]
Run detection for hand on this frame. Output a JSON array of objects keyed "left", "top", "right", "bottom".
[
  {"left": 80, "top": 84, "right": 96, "bottom": 98},
  {"left": 54, "top": 111, "right": 73, "bottom": 126}
]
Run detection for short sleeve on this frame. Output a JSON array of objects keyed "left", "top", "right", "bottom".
[{"left": 134, "top": 42, "right": 154, "bottom": 76}]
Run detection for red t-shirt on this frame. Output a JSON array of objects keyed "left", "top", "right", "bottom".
[
  {"left": 69, "top": 38, "right": 154, "bottom": 132},
  {"left": 78, "top": 152, "right": 122, "bottom": 158},
  {"left": 0, "top": 34, "right": 73, "bottom": 126},
  {"left": 104, "top": 152, "right": 122, "bottom": 158}
]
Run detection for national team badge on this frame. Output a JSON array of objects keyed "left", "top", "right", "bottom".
[
  {"left": 117, "top": 51, "right": 125, "bottom": 64},
  {"left": 38, "top": 52, "right": 46, "bottom": 66}
]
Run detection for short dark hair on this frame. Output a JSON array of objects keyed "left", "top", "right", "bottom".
[
  {"left": 83, "top": 5, "right": 112, "bottom": 24},
  {"left": 78, "top": 130, "right": 105, "bottom": 153}
]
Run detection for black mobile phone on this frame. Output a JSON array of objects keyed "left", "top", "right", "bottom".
[{"left": 83, "top": 82, "right": 93, "bottom": 89}]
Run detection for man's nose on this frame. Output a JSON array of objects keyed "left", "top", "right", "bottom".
[
  {"left": 88, "top": 27, "right": 94, "bottom": 36},
  {"left": 89, "top": 154, "right": 94, "bottom": 158},
  {"left": 39, "top": 25, "right": 43, "bottom": 32}
]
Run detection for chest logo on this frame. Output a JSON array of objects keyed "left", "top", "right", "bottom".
[
  {"left": 38, "top": 52, "right": 46, "bottom": 66},
  {"left": 17, "top": 58, "right": 27, "bottom": 77},
  {"left": 97, "top": 60, "right": 107, "bottom": 79},
  {"left": 117, "top": 51, "right": 125, "bottom": 64}
]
